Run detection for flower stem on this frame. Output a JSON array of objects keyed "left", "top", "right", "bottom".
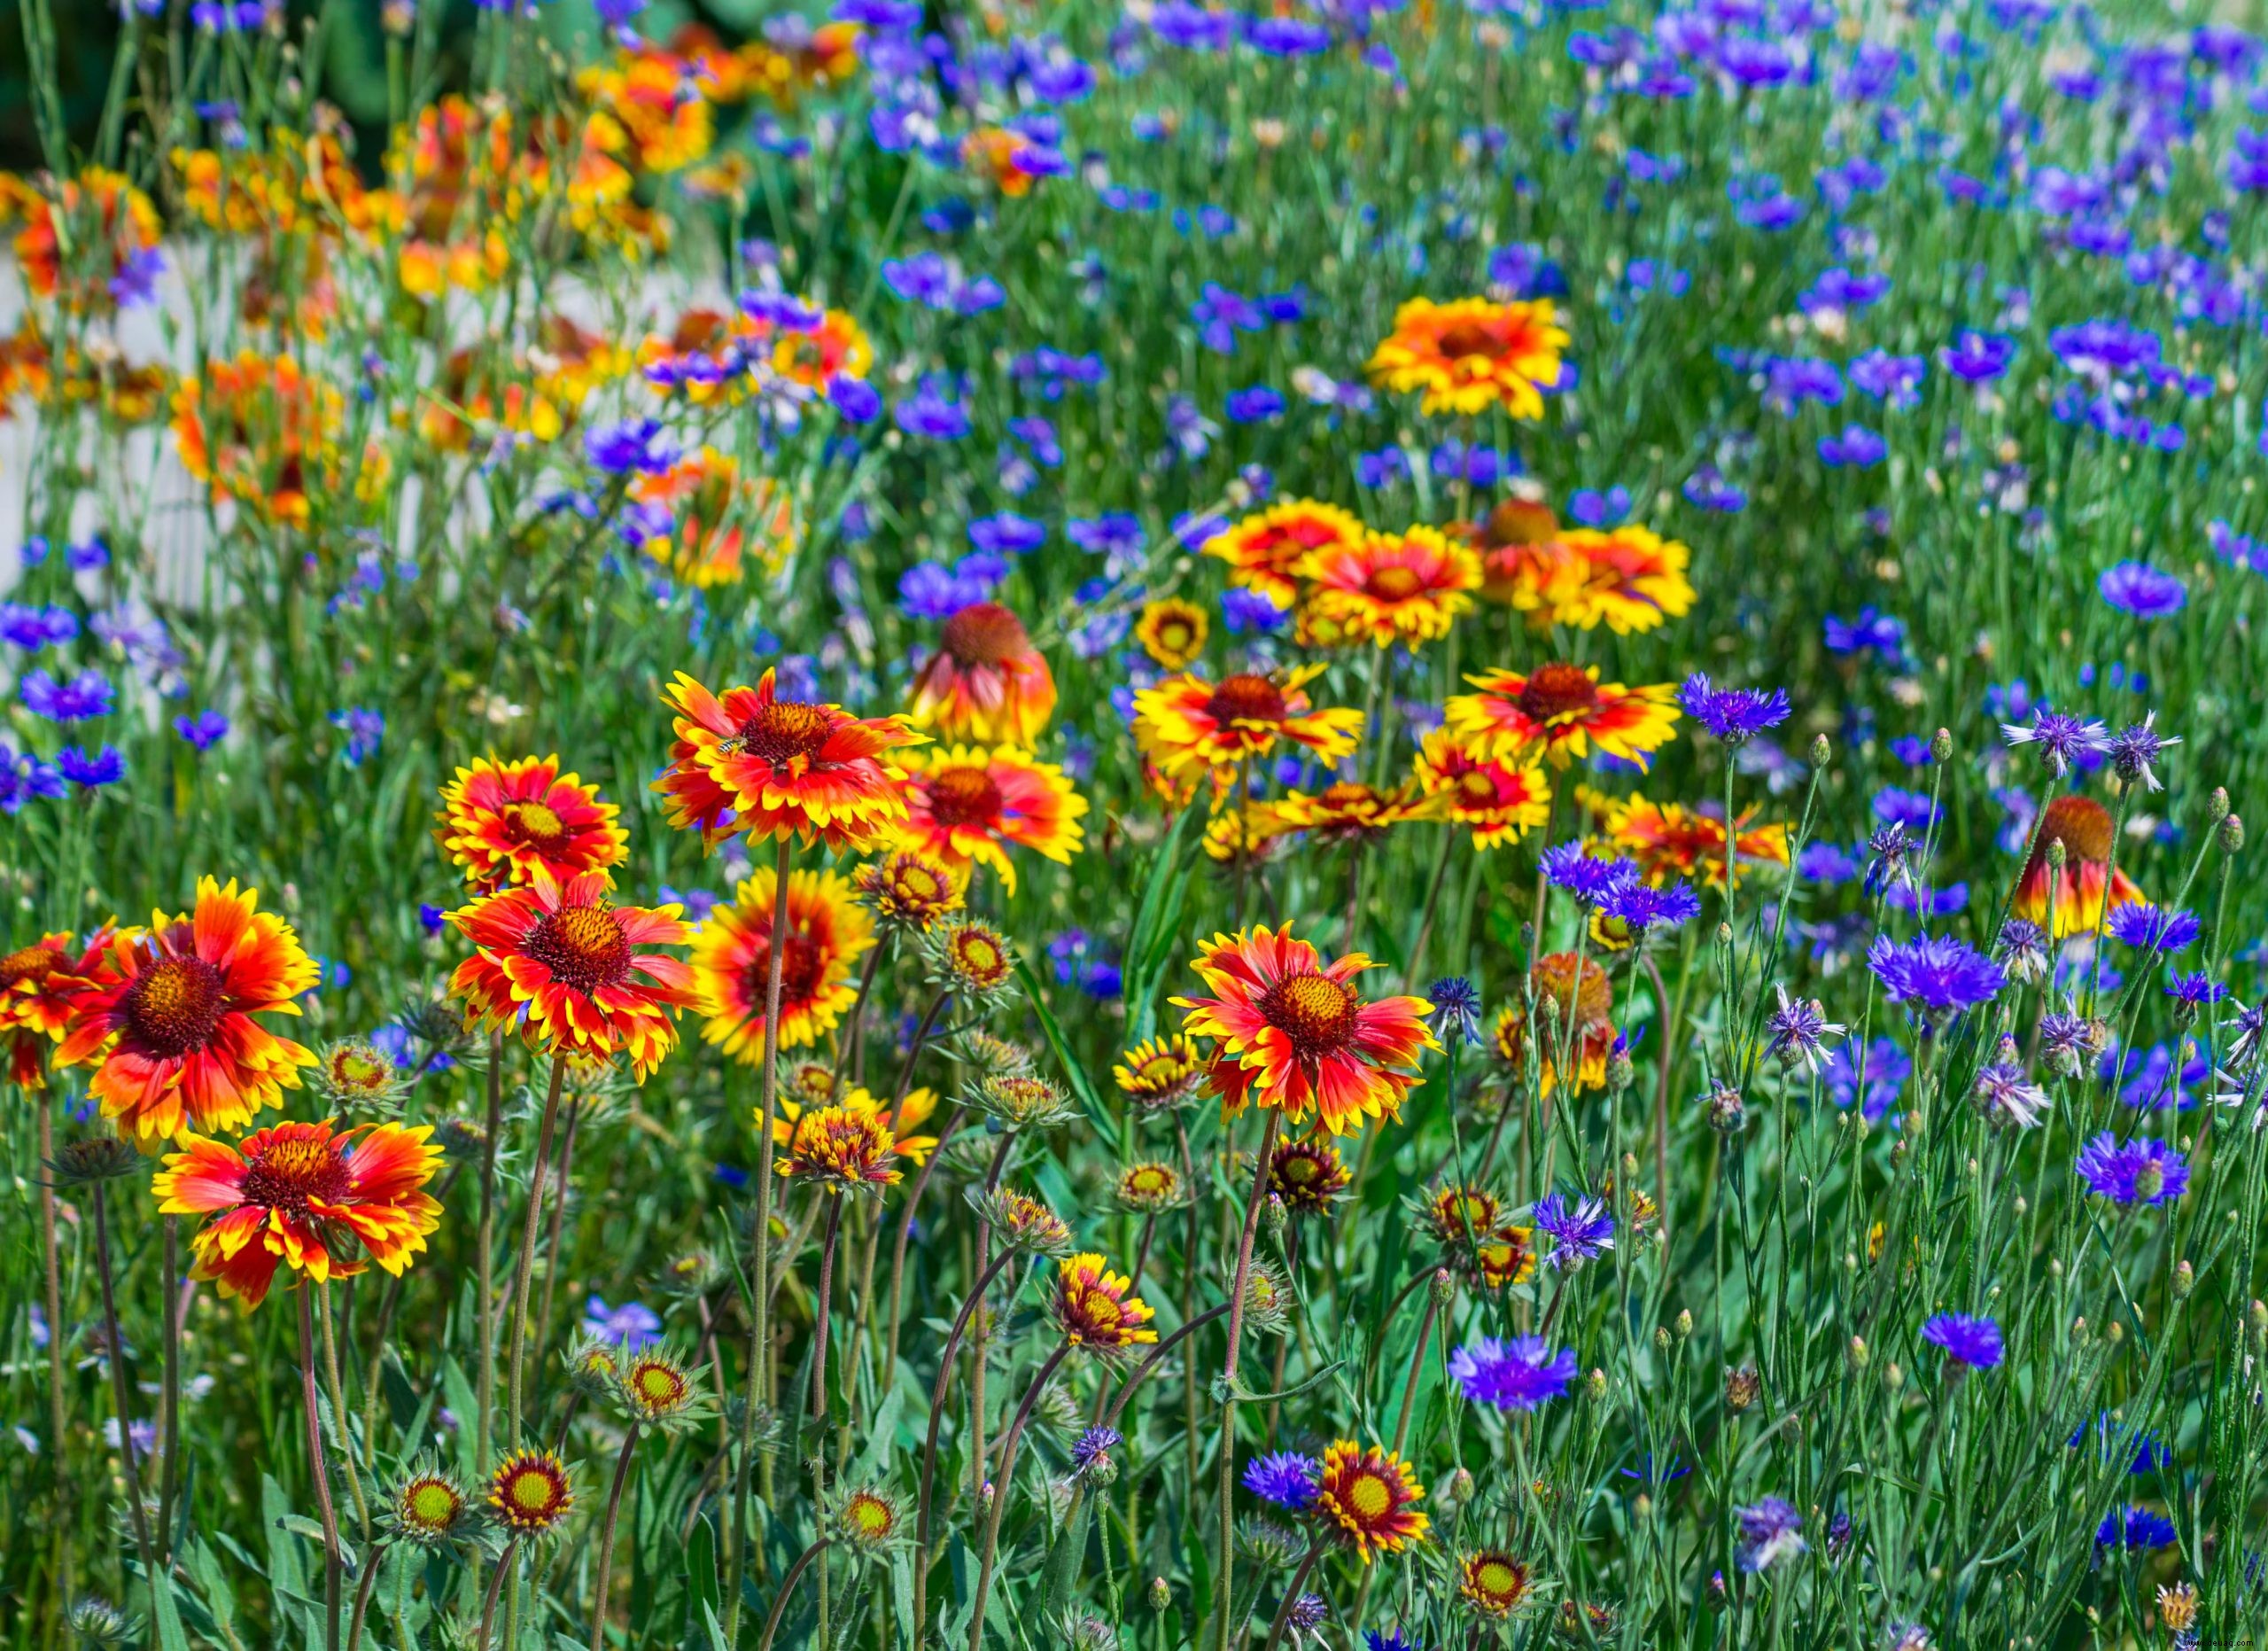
[
  {"left": 37, "top": 1099, "right": 73, "bottom": 1608},
  {"left": 157, "top": 1215, "right": 182, "bottom": 1564},
  {"left": 476, "top": 1538, "right": 518, "bottom": 1650},
  {"left": 1213, "top": 1108, "right": 1282, "bottom": 1651},
  {"left": 533, "top": 1097, "right": 586, "bottom": 1359},
  {"left": 506, "top": 1050, "right": 570, "bottom": 1445},
  {"left": 967, "top": 1340, "right": 1072, "bottom": 1651},
  {"left": 476, "top": 1027, "right": 505, "bottom": 1474},
  {"left": 913, "top": 1244, "right": 1020, "bottom": 1648},
  {"left": 92, "top": 1179, "right": 159, "bottom": 1599},
  {"left": 884, "top": 1102, "right": 967, "bottom": 1387},
  {"left": 1391, "top": 1288, "right": 1443, "bottom": 1459},
  {"left": 757, "top": 1538, "right": 831, "bottom": 1651},
  {"left": 586, "top": 1421, "right": 640, "bottom": 1651},
  {"left": 295, "top": 1285, "right": 345, "bottom": 1651},
  {"left": 1261, "top": 1538, "right": 1326, "bottom": 1651}
]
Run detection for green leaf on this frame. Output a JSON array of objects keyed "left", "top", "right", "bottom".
[
  {"left": 681, "top": 1514, "right": 719, "bottom": 1651},
  {"left": 1121, "top": 806, "right": 1196, "bottom": 1042},
  {"left": 1014, "top": 957, "right": 1117, "bottom": 1152}
]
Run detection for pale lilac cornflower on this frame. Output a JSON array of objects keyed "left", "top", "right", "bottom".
[
  {"left": 1533, "top": 1193, "right": 1614, "bottom": 1269},
  {"left": 1972, "top": 1058, "right": 2051, "bottom": 1129},
  {"left": 1765, "top": 984, "right": 1845, "bottom": 1073},
  {"left": 1735, "top": 1498, "right": 1806, "bottom": 1571},
  {"left": 1994, "top": 918, "right": 2050, "bottom": 984},
  {"left": 2106, "top": 712, "right": 2178, "bottom": 791},
  {"left": 2001, "top": 709, "right": 2107, "bottom": 777}
]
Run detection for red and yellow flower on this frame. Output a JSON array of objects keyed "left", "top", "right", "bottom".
[
  {"left": 1458, "top": 1549, "right": 1534, "bottom": 1616},
  {"left": 892, "top": 745, "right": 1087, "bottom": 894},
  {"left": 656, "top": 668, "right": 920, "bottom": 851},
  {"left": 1134, "top": 598, "right": 1209, "bottom": 670},
  {"left": 1051, "top": 1252, "right": 1158, "bottom": 1353},
  {"left": 773, "top": 1102, "right": 902, "bottom": 1189},
  {"left": 907, "top": 601, "right": 1057, "bottom": 746},
  {"left": 1, "top": 167, "right": 160, "bottom": 312},
  {"left": 58, "top": 879, "right": 317, "bottom": 1144},
  {"left": 1267, "top": 1137, "right": 1353, "bottom": 1213},
  {"left": 1113, "top": 1033, "right": 1208, "bottom": 1110},
  {"left": 1315, "top": 1442, "right": 1430, "bottom": 1560},
  {"left": 1297, "top": 526, "right": 1481, "bottom": 648},
  {"left": 772, "top": 1082, "right": 940, "bottom": 1165},
  {"left": 1174, "top": 924, "right": 1435, "bottom": 1136},
  {"left": 0, "top": 929, "right": 107, "bottom": 1089},
  {"left": 1547, "top": 526, "right": 1696, "bottom": 635},
  {"left": 1597, "top": 792, "right": 1790, "bottom": 891},
  {"left": 691, "top": 866, "right": 873, "bottom": 1058},
  {"left": 488, "top": 1451, "right": 574, "bottom": 1534},
  {"left": 630, "top": 447, "right": 796, "bottom": 588},
  {"left": 1492, "top": 953, "right": 1616, "bottom": 1098},
  {"left": 2014, "top": 794, "right": 2145, "bottom": 939},
  {"left": 1266, "top": 782, "right": 1442, "bottom": 845},
  {"left": 1366, "top": 295, "right": 1568, "bottom": 419},
  {"left": 447, "top": 870, "right": 693, "bottom": 1080},
  {"left": 1411, "top": 731, "right": 1550, "bottom": 850},
  {"left": 852, "top": 850, "right": 967, "bottom": 932},
  {"left": 962, "top": 127, "right": 1048, "bottom": 196},
  {"left": 170, "top": 351, "right": 349, "bottom": 529},
  {"left": 1464, "top": 496, "right": 1564, "bottom": 604},
  {"left": 152, "top": 1118, "right": 443, "bottom": 1308},
  {"left": 1133, "top": 666, "right": 1363, "bottom": 783},
  {"left": 1444, "top": 665, "right": 1680, "bottom": 771},
  {"left": 436, "top": 755, "right": 629, "bottom": 891},
  {"left": 1202, "top": 498, "right": 1365, "bottom": 611}
]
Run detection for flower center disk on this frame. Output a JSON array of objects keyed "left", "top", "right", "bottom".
[
  {"left": 939, "top": 601, "right": 1029, "bottom": 666},
  {"left": 1261, "top": 971, "right": 1359, "bottom": 1055},
  {"left": 526, "top": 904, "right": 633, "bottom": 995},
  {"left": 1206, "top": 673, "right": 1288, "bottom": 725},
  {"left": 123, "top": 954, "right": 229, "bottom": 1058},
  {"left": 927, "top": 766, "right": 1004, "bottom": 828},
  {"left": 731, "top": 699, "right": 833, "bottom": 766},
  {"left": 1516, "top": 662, "right": 1600, "bottom": 723}
]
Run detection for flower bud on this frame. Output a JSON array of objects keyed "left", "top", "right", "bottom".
[
  {"left": 2173, "top": 1259, "right": 2194, "bottom": 1299},
  {"left": 1674, "top": 1309, "right": 1693, "bottom": 1340},
  {"left": 1715, "top": 921, "right": 1734, "bottom": 948},
  {"left": 1847, "top": 1336, "right": 1868, "bottom": 1370},
  {"left": 2220, "top": 813, "right": 2245, "bottom": 854},
  {"left": 2106, "top": 1320, "right": 2124, "bottom": 1344},
  {"left": 1654, "top": 1327, "right": 1672, "bottom": 1352},
  {"left": 2209, "top": 786, "right": 2232, "bottom": 822},
  {"left": 1811, "top": 734, "right": 1831, "bottom": 767},
  {"left": 2047, "top": 837, "right": 2067, "bottom": 871},
  {"left": 1147, "top": 1577, "right": 1172, "bottom": 1612},
  {"left": 1705, "top": 1084, "right": 1746, "bottom": 1134},
  {"left": 1883, "top": 1361, "right": 1904, "bottom": 1390},
  {"left": 1427, "top": 1266, "right": 1456, "bottom": 1305},
  {"left": 1723, "top": 1366, "right": 1760, "bottom": 1411},
  {"left": 1586, "top": 1367, "right": 1607, "bottom": 1401},
  {"left": 1931, "top": 727, "right": 1953, "bottom": 762}
]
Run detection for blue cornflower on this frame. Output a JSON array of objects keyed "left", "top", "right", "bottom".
[
  {"left": 1872, "top": 786, "right": 1938, "bottom": 830},
  {"left": 1447, "top": 1336, "right": 1578, "bottom": 1409},
  {"left": 174, "top": 710, "right": 229, "bottom": 751},
  {"left": 330, "top": 706, "right": 384, "bottom": 767},
  {"left": 1242, "top": 1451, "right": 1320, "bottom": 1508},
  {"left": 1425, "top": 977, "right": 1483, "bottom": 1047},
  {"left": 827, "top": 376, "right": 882, "bottom": 422},
  {"left": 1939, "top": 329, "right": 2017, "bottom": 381},
  {"left": 1534, "top": 1193, "right": 1614, "bottom": 1269},
  {"left": 969, "top": 512, "right": 1047, "bottom": 555},
  {"left": 2107, "top": 902, "right": 2200, "bottom": 954},
  {"left": 1797, "top": 843, "right": 1860, "bottom": 884},
  {"left": 1735, "top": 1499, "right": 1806, "bottom": 1571},
  {"left": 2098, "top": 562, "right": 2186, "bottom": 619},
  {"left": 20, "top": 668, "right": 113, "bottom": 722},
  {"left": 1363, "top": 1630, "right": 1419, "bottom": 1651},
  {"left": 1067, "top": 513, "right": 1144, "bottom": 560},
  {"left": 2107, "top": 713, "right": 2178, "bottom": 791},
  {"left": 1868, "top": 934, "right": 2005, "bottom": 1019},
  {"left": 584, "top": 1296, "right": 662, "bottom": 1350},
  {"left": 1766, "top": 986, "right": 1845, "bottom": 1074},
  {"left": 1922, "top": 1312, "right": 2004, "bottom": 1370},
  {"left": 2095, "top": 1506, "right": 2177, "bottom": 1549},
  {"left": 1678, "top": 673, "right": 1790, "bottom": 744},
  {"left": 0, "top": 603, "right": 78, "bottom": 650},
  {"left": 1225, "top": 385, "right": 1285, "bottom": 423},
  {"left": 2075, "top": 1133, "right": 2188, "bottom": 1206},
  {"left": 1822, "top": 606, "right": 1907, "bottom": 657},
  {"left": 1596, "top": 880, "right": 1701, "bottom": 934},
  {"left": 1539, "top": 841, "right": 1636, "bottom": 902},
  {"left": 584, "top": 417, "right": 674, "bottom": 475},
  {"left": 2001, "top": 709, "right": 2107, "bottom": 777},
  {"left": 895, "top": 384, "right": 972, "bottom": 441},
  {"left": 1222, "top": 589, "right": 1289, "bottom": 635},
  {"left": 2070, "top": 1413, "right": 2171, "bottom": 1474},
  {"left": 2164, "top": 972, "right": 2227, "bottom": 1010},
  {"left": 1817, "top": 424, "right": 1887, "bottom": 467},
  {"left": 1069, "top": 1425, "right": 1121, "bottom": 1475},
  {"left": 57, "top": 745, "right": 123, "bottom": 788}
]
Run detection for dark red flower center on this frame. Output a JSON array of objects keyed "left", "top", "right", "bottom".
[
  {"left": 1434, "top": 320, "right": 1502, "bottom": 361},
  {"left": 1206, "top": 674, "right": 1288, "bottom": 726},
  {"left": 729, "top": 699, "right": 834, "bottom": 767},
  {"left": 122, "top": 954, "right": 228, "bottom": 1058},
  {"left": 926, "top": 766, "right": 1004, "bottom": 828},
  {"left": 240, "top": 1133, "right": 352, "bottom": 1219},
  {"left": 499, "top": 798, "right": 569, "bottom": 850},
  {"left": 0, "top": 943, "right": 64, "bottom": 990},
  {"left": 1260, "top": 971, "right": 1359, "bottom": 1056},
  {"left": 525, "top": 904, "right": 633, "bottom": 996},
  {"left": 1515, "top": 663, "right": 1599, "bottom": 723},
  {"left": 940, "top": 600, "right": 1029, "bottom": 667},
  {"left": 1363, "top": 565, "right": 1424, "bottom": 601},
  {"left": 2036, "top": 793, "right": 2115, "bottom": 865},
  {"left": 742, "top": 928, "right": 826, "bottom": 1009},
  {"left": 1456, "top": 771, "right": 1499, "bottom": 805},
  {"left": 1480, "top": 499, "right": 1557, "bottom": 549}
]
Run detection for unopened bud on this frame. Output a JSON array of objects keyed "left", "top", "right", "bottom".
[
  {"left": 1715, "top": 921, "right": 1734, "bottom": 948},
  {"left": 1263, "top": 1193, "right": 1287, "bottom": 1234},
  {"left": 2173, "top": 1260, "right": 2194, "bottom": 1299},
  {"left": 1655, "top": 1327, "right": 1672, "bottom": 1352},
  {"left": 2220, "top": 813, "right": 2245, "bottom": 854},
  {"left": 1586, "top": 1368, "right": 1607, "bottom": 1401},
  {"left": 1811, "top": 733, "right": 1832, "bottom": 767},
  {"left": 1884, "top": 1361, "right": 1904, "bottom": 1390},
  {"left": 2249, "top": 1300, "right": 2267, "bottom": 1338},
  {"left": 1148, "top": 1577, "right": 1171, "bottom": 1612},
  {"left": 1605, "top": 1049, "right": 1635, "bottom": 1093},
  {"left": 1931, "top": 727, "right": 1953, "bottom": 762},
  {"left": 2047, "top": 837, "right": 2067, "bottom": 870},
  {"left": 1847, "top": 1336, "right": 1868, "bottom": 1370},
  {"left": 2132, "top": 1162, "right": 2165, "bottom": 1203},
  {"left": 2209, "top": 786, "right": 2232, "bottom": 822},
  {"left": 1724, "top": 1366, "right": 1760, "bottom": 1411},
  {"left": 2073, "top": 1316, "right": 2089, "bottom": 1343},
  {"left": 1428, "top": 1267, "right": 1456, "bottom": 1306},
  {"left": 1674, "top": 1310, "right": 1693, "bottom": 1340},
  {"left": 2106, "top": 1320, "right": 2124, "bottom": 1344},
  {"left": 1705, "top": 1084, "right": 1746, "bottom": 1134}
]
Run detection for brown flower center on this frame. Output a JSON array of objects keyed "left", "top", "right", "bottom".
[
  {"left": 1480, "top": 499, "right": 1557, "bottom": 549},
  {"left": 742, "top": 927, "right": 826, "bottom": 1009},
  {"left": 122, "top": 954, "right": 228, "bottom": 1058},
  {"left": 0, "top": 943, "right": 64, "bottom": 990},
  {"left": 939, "top": 600, "right": 1029, "bottom": 667},
  {"left": 524, "top": 903, "right": 633, "bottom": 996},
  {"left": 1515, "top": 662, "right": 1600, "bottom": 723},
  {"left": 925, "top": 765, "right": 1004, "bottom": 828},
  {"left": 1434, "top": 320, "right": 1501, "bottom": 360},
  {"left": 2036, "top": 793, "right": 2115, "bottom": 865},
  {"left": 1260, "top": 971, "right": 1359, "bottom": 1055},
  {"left": 499, "top": 798, "right": 568, "bottom": 849},
  {"left": 1206, "top": 674, "right": 1288, "bottom": 725},
  {"left": 1363, "top": 565, "right": 1424, "bottom": 601},
  {"left": 240, "top": 1133, "right": 351, "bottom": 1218},
  {"left": 730, "top": 699, "right": 834, "bottom": 767}
]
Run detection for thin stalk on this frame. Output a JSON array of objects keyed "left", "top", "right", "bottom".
[
  {"left": 476, "top": 1027, "right": 505, "bottom": 1472},
  {"left": 757, "top": 1538, "right": 831, "bottom": 1651},
  {"left": 476, "top": 1539, "right": 518, "bottom": 1650},
  {"left": 913, "top": 1245, "right": 1021, "bottom": 1646},
  {"left": 91, "top": 1182, "right": 159, "bottom": 1592},
  {"left": 1213, "top": 1109, "right": 1283, "bottom": 1651},
  {"left": 533, "top": 1098, "right": 587, "bottom": 1357},
  {"left": 38, "top": 1100, "right": 72, "bottom": 1608},
  {"left": 967, "top": 1342, "right": 1073, "bottom": 1651},
  {"left": 1261, "top": 1538, "right": 1327, "bottom": 1651},
  {"left": 586, "top": 1422, "right": 640, "bottom": 1651},
  {"left": 506, "top": 1052, "right": 571, "bottom": 1445},
  {"left": 1390, "top": 1288, "right": 1444, "bottom": 1458},
  {"left": 296, "top": 1286, "right": 345, "bottom": 1651},
  {"left": 883, "top": 1103, "right": 966, "bottom": 1376},
  {"left": 318, "top": 1283, "right": 373, "bottom": 1540},
  {"left": 157, "top": 1217, "right": 182, "bottom": 1562},
  {"left": 346, "top": 1539, "right": 387, "bottom": 1651}
]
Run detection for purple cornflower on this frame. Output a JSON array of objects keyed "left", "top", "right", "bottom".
[
  {"left": 1996, "top": 918, "right": 2051, "bottom": 983},
  {"left": 2001, "top": 709, "right": 2108, "bottom": 776},
  {"left": 1922, "top": 1312, "right": 2004, "bottom": 1369},
  {"left": 2107, "top": 903, "right": 2200, "bottom": 954},
  {"left": 2038, "top": 1009, "right": 2097, "bottom": 1077},
  {"left": 1735, "top": 1499, "right": 1806, "bottom": 1571},
  {"left": 1678, "top": 673, "right": 1790, "bottom": 744},
  {"left": 1972, "top": 1059, "right": 2051, "bottom": 1129},
  {"left": 175, "top": 710, "right": 230, "bottom": 752},
  {"left": 57, "top": 745, "right": 122, "bottom": 788},
  {"left": 1284, "top": 1593, "right": 1329, "bottom": 1634},
  {"left": 1448, "top": 1336, "right": 1579, "bottom": 1409},
  {"left": 1765, "top": 985, "right": 1845, "bottom": 1073},
  {"left": 1939, "top": 329, "right": 2017, "bottom": 381},
  {"left": 2098, "top": 562, "right": 2187, "bottom": 619},
  {"left": 330, "top": 706, "right": 384, "bottom": 767},
  {"left": 1242, "top": 1451, "right": 1320, "bottom": 1508},
  {"left": 2106, "top": 713, "right": 2178, "bottom": 790},
  {"left": 1534, "top": 1193, "right": 1614, "bottom": 1269},
  {"left": 1823, "top": 605, "right": 1907, "bottom": 657},
  {"left": 2095, "top": 1506, "right": 2177, "bottom": 1549},
  {"left": 1539, "top": 842, "right": 1636, "bottom": 902},
  {"left": 2163, "top": 972, "right": 2226, "bottom": 1012},
  {"left": 584, "top": 417, "right": 674, "bottom": 475},
  {"left": 1596, "top": 880, "right": 1701, "bottom": 934},
  {"left": 2075, "top": 1133, "right": 2189, "bottom": 1206},
  {"left": 1868, "top": 934, "right": 2006, "bottom": 1019},
  {"left": 20, "top": 668, "right": 113, "bottom": 722},
  {"left": 1864, "top": 822, "right": 1916, "bottom": 896},
  {"left": 968, "top": 512, "right": 1047, "bottom": 555},
  {"left": 583, "top": 1295, "right": 662, "bottom": 1350},
  {"left": 1070, "top": 1425, "right": 1122, "bottom": 1475}
]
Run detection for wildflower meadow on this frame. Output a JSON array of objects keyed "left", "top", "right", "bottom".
[{"left": 4, "top": 0, "right": 2268, "bottom": 1647}]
